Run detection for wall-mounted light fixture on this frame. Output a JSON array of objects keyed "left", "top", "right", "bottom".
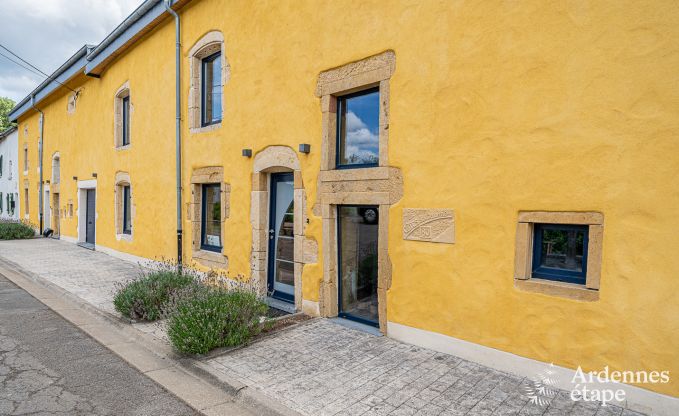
[
  {"left": 72, "top": 176, "right": 78, "bottom": 181},
  {"left": 242, "top": 149, "right": 252, "bottom": 158},
  {"left": 92, "top": 173, "right": 97, "bottom": 178},
  {"left": 299, "top": 144, "right": 311, "bottom": 154}
]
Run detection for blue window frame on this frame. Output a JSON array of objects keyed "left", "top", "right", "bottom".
[
  {"left": 201, "top": 52, "right": 222, "bottom": 127},
  {"left": 336, "top": 87, "right": 380, "bottom": 169},
  {"left": 200, "top": 183, "right": 222, "bottom": 252},
  {"left": 532, "top": 223, "right": 589, "bottom": 285},
  {"left": 122, "top": 185, "right": 132, "bottom": 234},
  {"left": 122, "top": 96, "right": 130, "bottom": 146}
]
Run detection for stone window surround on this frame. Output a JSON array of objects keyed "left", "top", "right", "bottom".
[
  {"left": 250, "top": 146, "right": 317, "bottom": 312},
  {"left": 114, "top": 171, "right": 133, "bottom": 242},
  {"left": 51, "top": 152, "right": 60, "bottom": 187},
  {"left": 514, "top": 211, "right": 604, "bottom": 302},
  {"left": 188, "top": 31, "right": 231, "bottom": 134},
  {"left": 114, "top": 81, "right": 131, "bottom": 149},
  {"left": 66, "top": 88, "right": 81, "bottom": 115},
  {"left": 315, "top": 51, "right": 402, "bottom": 333},
  {"left": 189, "top": 166, "right": 229, "bottom": 269}
]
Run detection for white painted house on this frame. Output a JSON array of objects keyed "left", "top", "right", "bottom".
[{"left": 0, "top": 126, "right": 20, "bottom": 220}]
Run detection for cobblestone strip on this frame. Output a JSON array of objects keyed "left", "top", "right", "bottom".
[
  {"left": 0, "top": 239, "right": 647, "bottom": 416},
  {"left": 206, "top": 320, "right": 643, "bottom": 416}
]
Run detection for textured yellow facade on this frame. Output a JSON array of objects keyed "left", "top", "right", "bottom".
[{"left": 16, "top": 0, "right": 679, "bottom": 397}]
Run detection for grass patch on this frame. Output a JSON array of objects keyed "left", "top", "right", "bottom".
[
  {"left": 165, "top": 286, "right": 269, "bottom": 354},
  {"left": 113, "top": 266, "right": 196, "bottom": 321},
  {"left": 0, "top": 220, "right": 35, "bottom": 240}
]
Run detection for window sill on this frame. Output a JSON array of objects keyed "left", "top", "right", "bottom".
[
  {"left": 320, "top": 166, "right": 390, "bottom": 182},
  {"left": 193, "top": 248, "right": 227, "bottom": 269},
  {"left": 116, "top": 144, "right": 131, "bottom": 151},
  {"left": 116, "top": 233, "right": 133, "bottom": 242},
  {"left": 190, "top": 123, "right": 221, "bottom": 135},
  {"left": 514, "top": 278, "right": 599, "bottom": 302}
]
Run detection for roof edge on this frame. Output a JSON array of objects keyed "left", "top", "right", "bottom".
[
  {"left": 0, "top": 126, "right": 18, "bottom": 139},
  {"left": 7, "top": 44, "right": 94, "bottom": 122},
  {"left": 86, "top": 0, "right": 162, "bottom": 62},
  {"left": 8, "top": 0, "right": 187, "bottom": 122}
]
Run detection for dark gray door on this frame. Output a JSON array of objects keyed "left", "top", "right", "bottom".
[{"left": 85, "top": 189, "right": 96, "bottom": 244}]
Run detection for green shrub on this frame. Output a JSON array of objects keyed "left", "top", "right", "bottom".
[
  {"left": 113, "top": 268, "right": 196, "bottom": 321},
  {"left": 0, "top": 220, "right": 35, "bottom": 240},
  {"left": 165, "top": 286, "right": 268, "bottom": 354}
]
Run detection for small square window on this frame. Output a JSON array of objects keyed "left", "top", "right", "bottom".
[
  {"left": 201, "top": 183, "right": 222, "bottom": 252},
  {"left": 532, "top": 224, "right": 588, "bottom": 285},
  {"left": 336, "top": 88, "right": 380, "bottom": 168},
  {"left": 122, "top": 96, "right": 130, "bottom": 146},
  {"left": 122, "top": 185, "right": 132, "bottom": 234},
  {"left": 201, "top": 52, "right": 222, "bottom": 127}
]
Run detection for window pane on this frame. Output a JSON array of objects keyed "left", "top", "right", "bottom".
[
  {"left": 338, "top": 89, "right": 380, "bottom": 166},
  {"left": 202, "top": 184, "right": 221, "bottom": 248},
  {"left": 122, "top": 96, "right": 130, "bottom": 145},
  {"left": 539, "top": 227, "right": 585, "bottom": 272},
  {"left": 339, "top": 206, "right": 379, "bottom": 324},
  {"left": 202, "top": 53, "right": 222, "bottom": 125},
  {"left": 275, "top": 260, "right": 294, "bottom": 288},
  {"left": 123, "top": 186, "right": 132, "bottom": 233}
]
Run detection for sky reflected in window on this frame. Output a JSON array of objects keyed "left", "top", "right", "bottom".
[{"left": 339, "top": 89, "right": 379, "bottom": 166}]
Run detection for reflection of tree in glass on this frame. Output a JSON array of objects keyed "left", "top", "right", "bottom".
[
  {"left": 542, "top": 229, "right": 583, "bottom": 254},
  {"left": 347, "top": 153, "right": 379, "bottom": 165},
  {"left": 358, "top": 252, "right": 377, "bottom": 298},
  {"left": 212, "top": 201, "right": 220, "bottom": 220}
]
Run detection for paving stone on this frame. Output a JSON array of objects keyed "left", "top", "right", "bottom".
[{"left": 0, "top": 239, "right": 652, "bottom": 416}]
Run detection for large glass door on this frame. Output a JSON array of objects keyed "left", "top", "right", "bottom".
[
  {"left": 267, "top": 173, "right": 295, "bottom": 302},
  {"left": 338, "top": 205, "right": 379, "bottom": 326}
]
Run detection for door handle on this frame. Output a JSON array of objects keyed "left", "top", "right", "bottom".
[{"left": 268, "top": 229, "right": 275, "bottom": 240}]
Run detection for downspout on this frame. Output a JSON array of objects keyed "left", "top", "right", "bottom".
[
  {"left": 164, "top": 0, "right": 182, "bottom": 270},
  {"left": 31, "top": 95, "right": 44, "bottom": 235}
]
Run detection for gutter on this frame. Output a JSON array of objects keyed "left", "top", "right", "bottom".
[
  {"left": 30, "top": 95, "right": 44, "bottom": 234},
  {"left": 164, "top": 0, "right": 183, "bottom": 268}
]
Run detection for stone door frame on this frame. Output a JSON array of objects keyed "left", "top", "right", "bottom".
[{"left": 251, "top": 146, "right": 312, "bottom": 312}]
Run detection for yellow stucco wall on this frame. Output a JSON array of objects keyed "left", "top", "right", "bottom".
[{"left": 17, "top": 0, "right": 679, "bottom": 397}]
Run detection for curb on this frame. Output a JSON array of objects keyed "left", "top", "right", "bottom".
[{"left": 0, "top": 255, "right": 302, "bottom": 416}]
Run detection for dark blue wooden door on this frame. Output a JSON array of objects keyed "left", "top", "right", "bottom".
[{"left": 85, "top": 189, "right": 96, "bottom": 244}]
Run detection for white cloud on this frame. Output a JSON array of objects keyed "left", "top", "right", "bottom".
[
  {"left": 0, "top": 74, "right": 43, "bottom": 101},
  {"left": 0, "top": 0, "right": 142, "bottom": 102},
  {"left": 346, "top": 128, "right": 378, "bottom": 146},
  {"left": 346, "top": 111, "right": 367, "bottom": 132},
  {"left": 342, "top": 110, "right": 378, "bottom": 163}
]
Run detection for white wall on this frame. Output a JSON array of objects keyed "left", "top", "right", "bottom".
[{"left": 0, "top": 128, "right": 20, "bottom": 220}]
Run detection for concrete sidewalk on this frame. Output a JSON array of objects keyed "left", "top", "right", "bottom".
[{"left": 0, "top": 239, "right": 644, "bottom": 416}]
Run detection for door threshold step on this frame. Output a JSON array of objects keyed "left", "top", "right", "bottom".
[
  {"left": 266, "top": 297, "right": 295, "bottom": 314},
  {"left": 76, "top": 242, "right": 95, "bottom": 251},
  {"left": 330, "top": 317, "right": 382, "bottom": 336}
]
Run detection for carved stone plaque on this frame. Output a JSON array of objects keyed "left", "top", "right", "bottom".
[{"left": 403, "top": 208, "right": 455, "bottom": 244}]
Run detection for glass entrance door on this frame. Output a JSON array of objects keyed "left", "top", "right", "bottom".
[
  {"left": 338, "top": 205, "right": 379, "bottom": 326},
  {"left": 267, "top": 173, "right": 295, "bottom": 302}
]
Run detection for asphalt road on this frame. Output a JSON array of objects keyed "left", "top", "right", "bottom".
[{"left": 0, "top": 274, "right": 199, "bottom": 416}]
